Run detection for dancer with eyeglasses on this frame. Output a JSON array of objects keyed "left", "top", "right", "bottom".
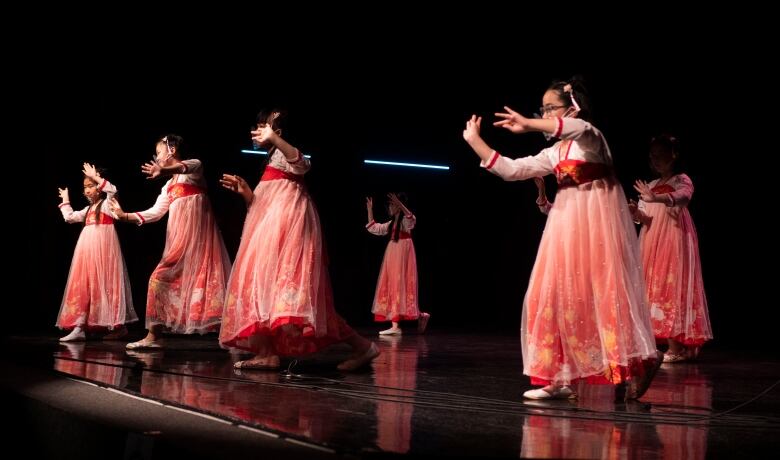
[
  {"left": 111, "top": 134, "right": 232, "bottom": 349},
  {"left": 462, "top": 76, "right": 661, "bottom": 401}
]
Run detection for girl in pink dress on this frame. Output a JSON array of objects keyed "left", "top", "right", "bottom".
[
  {"left": 365, "top": 193, "right": 430, "bottom": 335},
  {"left": 219, "top": 109, "right": 379, "bottom": 371},
  {"left": 462, "top": 78, "right": 661, "bottom": 400},
  {"left": 630, "top": 135, "right": 713, "bottom": 362},
  {"left": 57, "top": 163, "right": 137, "bottom": 341},
  {"left": 111, "top": 135, "right": 231, "bottom": 348}
]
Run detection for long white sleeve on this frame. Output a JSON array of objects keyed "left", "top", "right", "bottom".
[
  {"left": 268, "top": 149, "right": 311, "bottom": 175},
  {"left": 367, "top": 220, "right": 392, "bottom": 236},
  {"left": 97, "top": 179, "right": 118, "bottom": 218},
  {"left": 180, "top": 159, "right": 203, "bottom": 175},
  {"left": 134, "top": 183, "right": 171, "bottom": 225},
  {"left": 60, "top": 203, "right": 89, "bottom": 224},
  {"left": 481, "top": 149, "right": 556, "bottom": 182}
]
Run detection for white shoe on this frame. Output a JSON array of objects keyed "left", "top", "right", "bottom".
[
  {"left": 523, "top": 386, "right": 575, "bottom": 400},
  {"left": 379, "top": 327, "right": 402, "bottom": 336},
  {"left": 126, "top": 338, "right": 164, "bottom": 350},
  {"left": 59, "top": 327, "right": 86, "bottom": 342}
]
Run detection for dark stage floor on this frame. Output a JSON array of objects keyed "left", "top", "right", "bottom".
[{"left": 4, "top": 332, "right": 780, "bottom": 458}]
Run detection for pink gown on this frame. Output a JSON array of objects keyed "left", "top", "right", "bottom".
[
  {"left": 133, "top": 159, "right": 231, "bottom": 334},
  {"left": 367, "top": 214, "right": 420, "bottom": 322},
  {"left": 57, "top": 179, "right": 137, "bottom": 330},
  {"left": 220, "top": 150, "right": 355, "bottom": 356},
  {"left": 637, "top": 174, "right": 712, "bottom": 347},
  {"left": 482, "top": 117, "right": 658, "bottom": 385}
]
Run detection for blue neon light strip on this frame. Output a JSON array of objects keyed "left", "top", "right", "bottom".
[{"left": 364, "top": 159, "right": 449, "bottom": 170}]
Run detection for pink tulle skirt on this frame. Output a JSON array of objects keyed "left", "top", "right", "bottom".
[
  {"left": 146, "top": 194, "right": 231, "bottom": 334},
  {"left": 639, "top": 202, "right": 712, "bottom": 346},
  {"left": 220, "top": 177, "right": 354, "bottom": 356},
  {"left": 522, "top": 178, "right": 658, "bottom": 385},
  {"left": 57, "top": 224, "right": 137, "bottom": 330}
]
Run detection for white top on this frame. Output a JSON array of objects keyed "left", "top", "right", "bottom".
[
  {"left": 366, "top": 214, "right": 416, "bottom": 235},
  {"left": 135, "top": 159, "right": 205, "bottom": 225},
  {"left": 637, "top": 173, "right": 694, "bottom": 212},
  {"left": 481, "top": 118, "right": 612, "bottom": 181},
  {"left": 59, "top": 179, "right": 118, "bottom": 223}
]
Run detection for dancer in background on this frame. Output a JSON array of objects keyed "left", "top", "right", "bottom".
[
  {"left": 365, "top": 193, "right": 429, "bottom": 335},
  {"left": 630, "top": 134, "right": 712, "bottom": 362}
]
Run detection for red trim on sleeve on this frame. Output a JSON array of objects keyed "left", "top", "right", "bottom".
[
  {"left": 486, "top": 151, "right": 499, "bottom": 170},
  {"left": 554, "top": 117, "right": 563, "bottom": 138},
  {"left": 97, "top": 180, "right": 107, "bottom": 191},
  {"left": 367, "top": 221, "right": 376, "bottom": 229},
  {"left": 135, "top": 212, "right": 145, "bottom": 224}
]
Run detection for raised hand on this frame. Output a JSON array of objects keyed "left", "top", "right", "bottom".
[
  {"left": 250, "top": 125, "right": 276, "bottom": 148},
  {"left": 463, "top": 115, "right": 482, "bottom": 143},
  {"left": 141, "top": 160, "right": 162, "bottom": 179},
  {"left": 493, "top": 106, "right": 532, "bottom": 133},
  {"left": 633, "top": 180, "right": 657, "bottom": 203},
  {"left": 58, "top": 187, "right": 69, "bottom": 202},
  {"left": 82, "top": 162, "right": 99, "bottom": 180}
]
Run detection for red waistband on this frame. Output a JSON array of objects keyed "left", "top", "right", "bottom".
[
  {"left": 85, "top": 212, "right": 114, "bottom": 225},
  {"left": 554, "top": 160, "right": 613, "bottom": 187},
  {"left": 261, "top": 166, "right": 304, "bottom": 183},
  {"left": 167, "top": 183, "right": 205, "bottom": 202}
]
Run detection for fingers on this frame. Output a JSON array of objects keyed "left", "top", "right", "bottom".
[{"left": 503, "top": 105, "right": 519, "bottom": 115}]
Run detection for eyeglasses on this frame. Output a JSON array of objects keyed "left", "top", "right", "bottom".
[{"left": 539, "top": 105, "right": 567, "bottom": 115}]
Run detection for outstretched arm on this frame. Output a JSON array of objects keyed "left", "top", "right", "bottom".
[
  {"left": 141, "top": 159, "right": 193, "bottom": 179},
  {"left": 221, "top": 174, "right": 254, "bottom": 207},
  {"left": 110, "top": 188, "right": 170, "bottom": 225},
  {"left": 493, "top": 106, "right": 558, "bottom": 134}
]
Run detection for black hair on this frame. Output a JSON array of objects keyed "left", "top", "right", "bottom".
[
  {"left": 546, "top": 75, "right": 591, "bottom": 121},
  {"left": 649, "top": 134, "right": 685, "bottom": 175}
]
